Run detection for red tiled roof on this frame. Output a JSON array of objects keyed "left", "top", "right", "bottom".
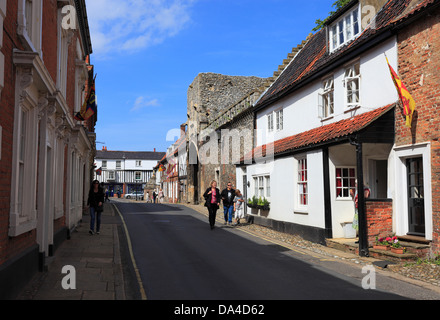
[
  {"left": 257, "top": 0, "right": 438, "bottom": 109},
  {"left": 242, "top": 104, "right": 395, "bottom": 163}
]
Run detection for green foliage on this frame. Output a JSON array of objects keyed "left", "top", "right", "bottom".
[
  {"left": 312, "top": 0, "right": 353, "bottom": 32},
  {"left": 248, "top": 196, "right": 270, "bottom": 209}
]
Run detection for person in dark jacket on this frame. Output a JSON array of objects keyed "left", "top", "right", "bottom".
[
  {"left": 203, "top": 180, "right": 220, "bottom": 230},
  {"left": 221, "top": 182, "right": 236, "bottom": 225},
  {"left": 87, "top": 180, "right": 105, "bottom": 235}
]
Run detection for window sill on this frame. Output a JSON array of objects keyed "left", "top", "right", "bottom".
[
  {"left": 294, "top": 209, "right": 308, "bottom": 215},
  {"left": 320, "top": 115, "right": 334, "bottom": 122},
  {"left": 344, "top": 105, "right": 361, "bottom": 114},
  {"left": 336, "top": 197, "right": 354, "bottom": 201}
]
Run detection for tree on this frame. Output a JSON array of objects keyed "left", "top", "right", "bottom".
[{"left": 312, "top": 0, "right": 353, "bottom": 31}]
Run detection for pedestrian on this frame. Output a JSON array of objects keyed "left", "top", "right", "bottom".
[
  {"left": 159, "top": 189, "right": 164, "bottom": 203},
  {"left": 221, "top": 182, "right": 236, "bottom": 225},
  {"left": 105, "top": 188, "right": 109, "bottom": 202},
  {"left": 87, "top": 180, "right": 105, "bottom": 235},
  {"left": 153, "top": 190, "right": 157, "bottom": 203},
  {"left": 203, "top": 180, "right": 220, "bottom": 230},
  {"left": 233, "top": 189, "right": 245, "bottom": 225},
  {"left": 145, "top": 191, "right": 150, "bottom": 203},
  {"left": 350, "top": 180, "right": 370, "bottom": 243}
]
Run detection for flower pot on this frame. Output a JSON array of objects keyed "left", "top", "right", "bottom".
[
  {"left": 391, "top": 247, "right": 404, "bottom": 254},
  {"left": 373, "top": 245, "right": 390, "bottom": 251}
]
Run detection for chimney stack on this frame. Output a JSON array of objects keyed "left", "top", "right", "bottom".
[{"left": 180, "top": 124, "right": 187, "bottom": 138}]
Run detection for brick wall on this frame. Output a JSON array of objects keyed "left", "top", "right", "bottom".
[
  {"left": 0, "top": 0, "right": 38, "bottom": 266},
  {"left": 366, "top": 200, "right": 393, "bottom": 247},
  {"left": 42, "top": 0, "right": 58, "bottom": 83},
  {"left": 396, "top": 5, "right": 440, "bottom": 253}
]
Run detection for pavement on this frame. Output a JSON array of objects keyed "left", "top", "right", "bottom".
[{"left": 16, "top": 201, "right": 126, "bottom": 300}]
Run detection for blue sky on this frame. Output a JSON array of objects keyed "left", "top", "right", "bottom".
[{"left": 84, "top": 0, "right": 336, "bottom": 152}]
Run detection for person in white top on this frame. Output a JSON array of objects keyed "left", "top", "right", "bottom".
[{"left": 233, "top": 189, "right": 245, "bottom": 225}]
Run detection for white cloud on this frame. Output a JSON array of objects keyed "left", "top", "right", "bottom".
[
  {"left": 131, "top": 96, "right": 160, "bottom": 111},
  {"left": 85, "top": 0, "right": 196, "bottom": 58}
]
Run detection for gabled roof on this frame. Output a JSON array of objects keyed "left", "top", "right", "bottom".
[
  {"left": 242, "top": 104, "right": 395, "bottom": 163},
  {"left": 95, "top": 150, "right": 166, "bottom": 161},
  {"left": 255, "top": 0, "right": 438, "bottom": 110}
]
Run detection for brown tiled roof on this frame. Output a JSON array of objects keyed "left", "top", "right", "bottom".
[
  {"left": 242, "top": 104, "right": 395, "bottom": 163},
  {"left": 256, "top": 0, "right": 438, "bottom": 109}
]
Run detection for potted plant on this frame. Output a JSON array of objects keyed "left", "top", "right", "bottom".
[
  {"left": 255, "top": 197, "right": 270, "bottom": 211},
  {"left": 390, "top": 236, "right": 406, "bottom": 254},
  {"left": 246, "top": 196, "right": 258, "bottom": 208},
  {"left": 373, "top": 236, "right": 391, "bottom": 251}
]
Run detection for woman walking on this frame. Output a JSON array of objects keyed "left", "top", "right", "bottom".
[
  {"left": 87, "top": 180, "right": 105, "bottom": 235},
  {"left": 233, "top": 189, "right": 245, "bottom": 225},
  {"left": 203, "top": 180, "right": 220, "bottom": 230}
]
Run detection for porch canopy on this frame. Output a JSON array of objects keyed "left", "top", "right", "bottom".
[{"left": 242, "top": 103, "right": 396, "bottom": 257}]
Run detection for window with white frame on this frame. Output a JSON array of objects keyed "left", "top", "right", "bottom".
[
  {"left": 329, "top": 5, "right": 361, "bottom": 52},
  {"left": 336, "top": 167, "right": 356, "bottom": 198},
  {"left": 17, "top": 109, "right": 27, "bottom": 214},
  {"left": 18, "top": 0, "right": 43, "bottom": 53},
  {"left": 136, "top": 160, "right": 142, "bottom": 167},
  {"left": 9, "top": 95, "right": 39, "bottom": 236},
  {"left": 116, "top": 161, "right": 121, "bottom": 169},
  {"left": 135, "top": 171, "right": 141, "bottom": 180},
  {"left": 319, "top": 76, "right": 334, "bottom": 118},
  {"left": 297, "top": 158, "right": 308, "bottom": 206},
  {"left": 345, "top": 62, "right": 361, "bottom": 109},
  {"left": 276, "top": 109, "right": 283, "bottom": 131},
  {"left": 267, "top": 113, "right": 274, "bottom": 132},
  {"left": 254, "top": 175, "right": 270, "bottom": 198},
  {"left": 265, "top": 176, "right": 271, "bottom": 197},
  {"left": 102, "top": 160, "right": 107, "bottom": 169},
  {"left": 108, "top": 171, "right": 115, "bottom": 180},
  {"left": 58, "top": 30, "right": 68, "bottom": 97}
]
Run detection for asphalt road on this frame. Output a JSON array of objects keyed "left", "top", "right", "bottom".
[{"left": 113, "top": 200, "right": 438, "bottom": 301}]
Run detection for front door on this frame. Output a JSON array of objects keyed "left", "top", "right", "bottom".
[{"left": 406, "top": 157, "right": 425, "bottom": 236}]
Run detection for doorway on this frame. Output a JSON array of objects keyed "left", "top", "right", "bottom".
[
  {"left": 369, "top": 159, "right": 388, "bottom": 198},
  {"left": 406, "top": 157, "right": 425, "bottom": 236}
]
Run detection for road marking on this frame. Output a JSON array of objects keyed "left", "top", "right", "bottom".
[{"left": 113, "top": 204, "right": 148, "bottom": 300}]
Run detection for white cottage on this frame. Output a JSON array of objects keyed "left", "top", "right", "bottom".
[{"left": 237, "top": 0, "right": 417, "bottom": 256}]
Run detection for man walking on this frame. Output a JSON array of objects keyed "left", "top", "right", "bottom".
[{"left": 221, "top": 182, "right": 236, "bottom": 225}]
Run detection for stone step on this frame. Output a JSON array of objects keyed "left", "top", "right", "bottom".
[{"left": 326, "top": 238, "right": 428, "bottom": 263}]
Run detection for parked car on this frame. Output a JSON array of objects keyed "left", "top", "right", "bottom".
[{"left": 124, "top": 191, "right": 144, "bottom": 200}]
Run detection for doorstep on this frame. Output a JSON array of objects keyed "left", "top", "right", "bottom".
[{"left": 326, "top": 238, "right": 423, "bottom": 263}]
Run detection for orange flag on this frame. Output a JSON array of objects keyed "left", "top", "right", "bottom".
[{"left": 386, "top": 56, "right": 416, "bottom": 128}]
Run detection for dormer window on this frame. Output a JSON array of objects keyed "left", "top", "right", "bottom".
[{"left": 329, "top": 5, "right": 361, "bottom": 52}]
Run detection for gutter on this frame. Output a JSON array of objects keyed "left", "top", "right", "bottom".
[{"left": 74, "top": 0, "right": 93, "bottom": 56}]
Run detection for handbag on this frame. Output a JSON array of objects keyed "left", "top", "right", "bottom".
[{"left": 96, "top": 204, "right": 103, "bottom": 213}]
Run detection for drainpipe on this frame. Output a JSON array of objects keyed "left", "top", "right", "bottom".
[{"left": 350, "top": 135, "right": 369, "bottom": 257}]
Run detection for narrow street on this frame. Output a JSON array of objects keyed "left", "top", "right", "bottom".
[{"left": 113, "top": 199, "right": 440, "bottom": 301}]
